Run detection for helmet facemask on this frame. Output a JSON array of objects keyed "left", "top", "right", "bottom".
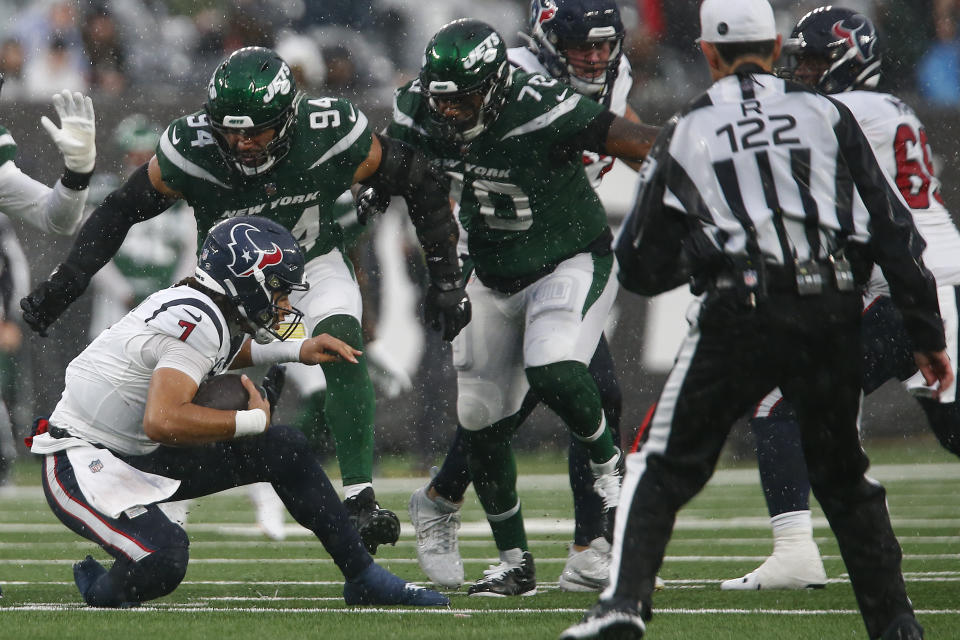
[
  {"left": 423, "top": 61, "right": 510, "bottom": 142},
  {"left": 207, "top": 104, "right": 297, "bottom": 177}
]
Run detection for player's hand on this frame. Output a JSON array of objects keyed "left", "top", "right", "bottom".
[
  {"left": 20, "top": 262, "right": 91, "bottom": 336},
  {"left": 914, "top": 349, "right": 955, "bottom": 399},
  {"left": 299, "top": 333, "right": 362, "bottom": 365},
  {"left": 366, "top": 340, "right": 413, "bottom": 398},
  {"left": 41, "top": 90, "right": 96, "bottom": 174},
  {"left": 241, "top": 373, "right": 271, "bottom": 426},
  {"left": 424, "top": 283, "right": 471, "bottom": 341},
  {"left": 354, "top": 185, "right": 390, "bottom": 225}
]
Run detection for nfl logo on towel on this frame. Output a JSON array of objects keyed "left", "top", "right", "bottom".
[{"left": 88, "top": 459, "right": 104, "bottom": 473}]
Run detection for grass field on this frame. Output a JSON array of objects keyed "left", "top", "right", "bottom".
[{"left": 1, "top": 437, "right": 958, "bottom": 640}]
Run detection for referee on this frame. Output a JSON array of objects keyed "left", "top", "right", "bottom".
[{"left": 559, "top": 0, "right": 952, "bottom": 639}]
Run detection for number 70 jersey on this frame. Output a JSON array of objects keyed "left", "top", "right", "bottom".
[{"left": 154, "top": 94, "right": 372, "bottom": 261}]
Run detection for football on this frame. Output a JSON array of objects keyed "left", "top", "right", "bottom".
[{"left": 192, "top": 374, "right": 263, "bottom": 411}]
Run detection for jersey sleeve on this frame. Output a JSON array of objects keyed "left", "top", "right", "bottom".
[
  {"left": 299, "top": 96, "right": 373, "bottom": 179},
  {"left": 387, "top": 83, "right": 430, "bottom": 147},
  {"left": 501, "top": 72, "right": 607, "bottom": 142},
  {"left": 152, "top": 333, "right": 215, "bottom": 385},
  {"left": 141, "top": 294, "right": 230, "bottom": 372},
  {"left": 0, "top": 126, "right": 17, "bottom": 167},
  {"left": 155, "top": 114, "right": 232, "bottom": 195}
]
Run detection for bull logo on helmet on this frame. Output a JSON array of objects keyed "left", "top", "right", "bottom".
[{"left": 226, "top": 222, "right": 284, "bottom": 278}]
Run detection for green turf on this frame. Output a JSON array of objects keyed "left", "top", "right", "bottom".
[{"left": 2, "top": 438, "right": 958, "bottom": 640}]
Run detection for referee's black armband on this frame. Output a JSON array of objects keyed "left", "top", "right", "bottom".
[
  {"left": 60, "top": 168, "right": 92, "bottom": 191},
  {"left": 559, "top": 110, "right": 617, "bottom": 156},
  {"left": 65, "top": 163, "right": 176, "bottom": 273},
  {"left": 364, "top": 135, "right": 462, "bottom": 285}
]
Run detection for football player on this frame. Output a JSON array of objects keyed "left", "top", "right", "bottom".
[
  {"left": 406, "top": 0, "right": 642, "bottom": 593},
  {"left": 28, "top": 216, "right": 449, "bottom": 608},
  {"left": 20, "top": 47, "right": 469, "bottom": 555},
  {"left": 721, "top": 6, "right": 960, "bottom": 593},
  {"left": 390, "top": 19, "right": 658, "bottom": 596}
]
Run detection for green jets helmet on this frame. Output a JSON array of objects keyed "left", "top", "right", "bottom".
[
  {"left": 204, "top": 46, "right": 300, "bottom": 175},
  {"left": 419, "top": 19, "right": 511, "bottom": 142}
]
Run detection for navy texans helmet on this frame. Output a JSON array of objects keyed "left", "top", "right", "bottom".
[
  {"left": 780, "top": 6, "right": 882, "bottom": 93},
  {"left": 195, "top": 216, "right": 308, "bottom": 343},
  {"left": 528, "top": 0, "right": 624, "bottom": 101}
]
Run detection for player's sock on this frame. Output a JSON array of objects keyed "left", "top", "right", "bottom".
[
  {"left": 316, "top": 314, "right": 375, "bottom": 486},
  {"left": 465, "top": 416, "right": 527, "bottom": 551},
  {"left": 750, "top": 413, "right": 811, "bottom": 516},
  {"left": 526, "top": 361, "right": 617, "bottom": 464},
  {"left": 430, "top": 424, "right": 473, "bottom": 503}
]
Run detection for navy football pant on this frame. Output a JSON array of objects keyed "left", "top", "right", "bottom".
[
  {"left": 43, "top": 425, "right": 371, "bottom": 605},
  {"left": 430, "top": 335, "right": 622, "bottom": 546}
]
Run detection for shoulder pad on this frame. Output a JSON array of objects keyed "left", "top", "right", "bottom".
[
  {"left": 136, "top": 287, "right": 231, "bottom": 361},
  {"left": 0, "top": 126, "right": 17, "bottom": 167},
  {"left": 156, "top": 112, "right": 232, "bottom": 190}
]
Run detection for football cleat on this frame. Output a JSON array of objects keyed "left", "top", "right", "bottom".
[
  {"left": 344, "top": 487, "right": 401, "bottom": 554},
  {"left": 468, "top": 551, "right": 537, "bottom": 597},
  {"left": 73, "top": 555, "right": 138, "bottom": 608},
  {"left": 880, "top": 613, "right": 924, "bottom": 640},
  {"left": 409, "top": 482, "right": 464, "bottom": 588},
  {"left": 559, "top": 598, "right": 646, "bottom": 640},
  {"left": 559, "top": 537, "right": 610, "bottom": 592},
  {"left": 343, "top": 562, "right": 449, "bottom": 607},
  {"left": 720, "top": 534, "right": 826, "bottom": 590}
]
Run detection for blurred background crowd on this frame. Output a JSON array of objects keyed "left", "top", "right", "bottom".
[
  {"left": 0, "top": 0, "right": 958, "bottom": 482},
  {"left": 2, "top": 0, "right": 960, "bottom": 110}
]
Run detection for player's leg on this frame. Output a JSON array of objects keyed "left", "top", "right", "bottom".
[
  {"left": 721, "top": 389, "right": 825, "bottom": 590},
  {"left": 289, "top": 250, "right": 399, "bottom": 554},
  {"left": 523, "top": 253, "right": 621, "bottom": 534},
  {"left": 41, "top": 453, "right": 189, "bottom": 607},
  {"left": 454, "top": 277, "right": 536, "bottom": 596},
  {"left": 560, "top": 334, "right": 623, "bottom": 592}
]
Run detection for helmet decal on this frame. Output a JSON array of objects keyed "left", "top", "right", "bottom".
[
  {"left": 226, "top": 223, "right": 284, "bottom": 277},
  {"left": 464, "top": 32, "right": 502, "bottom": 70},
  {"left": 263, "top": 63, "right": 293, "bottom": 104}
]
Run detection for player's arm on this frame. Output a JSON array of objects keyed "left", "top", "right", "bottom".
[
  {"left": 563, "top": 110, "right": 659, "bottom": 165},
  {"left": 229, "top": 334, "right": 362, "bottom": 369},
  {"left": 143, "top": 368, "right": 269, "bottom": 445},
  {"left": 352, "top": 133, "right": 470, "bottom": 341},
  {"left": 20, "top": 158, "right": 180, "bottom": 336},
  {"left": 618, "top": 105, "right": 645, "bottom": 171}
]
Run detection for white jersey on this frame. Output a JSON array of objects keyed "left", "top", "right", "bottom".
[
  {"left": 0, "top": 129, "right": 86, "bottom": 235},
  {"left": 47, "top": 285, "right": 244, "bottom": 456},
  {"left": 507, "top": 46, "right": 632, "bottom": 189},
  {"left": 834, "top": 91, "right": 960, "bottom": 293}
]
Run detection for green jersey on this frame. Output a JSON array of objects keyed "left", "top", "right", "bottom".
[
  {"left": 388, "top": 69, "right": 608, "bottom": 284},
  {"left": 155, "top": 94, "right": 372, "bottom": 262},
  {"left": 0, "top": 126, "right": 17, "bottom": 167}
]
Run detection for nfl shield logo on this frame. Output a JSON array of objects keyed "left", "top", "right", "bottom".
[{"left": 88, "top": 459, "right": 104, "bottom": 473}]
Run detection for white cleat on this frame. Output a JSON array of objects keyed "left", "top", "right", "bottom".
[
  {"left": 721, "top": 537, "right": 826, "bottom": 590},
  {"left": 249, "top": 482, "right": 287, "bottom": 541},
  {"left": 559, "top": 537, "right": 611, "bottom": 592},
  {"left": 409, "top": 483, "right": 464, "bottom": 588}
]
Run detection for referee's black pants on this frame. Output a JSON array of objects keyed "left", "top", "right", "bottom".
[{"left": 608, "top": 288, "right": 911, "bottom": 639}]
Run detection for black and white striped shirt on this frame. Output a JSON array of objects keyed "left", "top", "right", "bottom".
[{"left": 617, "top": 69, "right": 943, "bottom": 351}]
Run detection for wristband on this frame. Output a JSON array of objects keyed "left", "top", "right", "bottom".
[
  {"left": 234, "top": 409, "right": 267, "bottom": 437},
  {"left": 60, "top": 168, "right": 92, "bottom": 191},
  {"left": 249, "top": 338, "right": 305, "bottom": 365}
]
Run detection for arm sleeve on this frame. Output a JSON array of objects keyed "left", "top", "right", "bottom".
[
  {"left": 150, "top": 333, "right": 215, "bottom": 385},
  {"left": 63, "top": 163, "right": 177, "bottom": 276},
  {"left": 0, "top": 161, "right": 87, "bottom": 235},
  {"left": 832, "top": 97, "right": 944, "bottom": 351}
]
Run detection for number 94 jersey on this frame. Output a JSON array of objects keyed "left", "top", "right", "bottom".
[
  {"left": 388, "top": 69, "right": 609, "bottom": 283},
  {"left": 155, "top": 95, "right": 372, "bottom": 261}
]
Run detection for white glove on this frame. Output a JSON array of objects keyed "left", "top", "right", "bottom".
[
  {"left": 41, "top": 90, "right": 96, "bottom": 174},
  {"left": 365, "top": 340, "right": 413, "bottom": 399}
]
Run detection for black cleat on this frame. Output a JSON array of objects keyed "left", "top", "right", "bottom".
[
  {"left": 880, "top": 613, "right": 924, "bottom": 640},
  {"left": 467, "top": 551, "right": 537, "bottom": 597},
  {"left": 344, "top": 487, "right": 401, "bottom": 554},
  {"left": 559, "top": 598, "right": 646, "bottom": 639},
  {"left": 73, "top": 555, "right": 138, "bottom": 609}
]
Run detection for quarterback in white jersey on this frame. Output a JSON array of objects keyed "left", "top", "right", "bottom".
[
  {"left": 28, "top": 216, "right": 449, "bottom": 610},
  {"left": 1, "top": 89, "right": 96, "bottom": 235}
]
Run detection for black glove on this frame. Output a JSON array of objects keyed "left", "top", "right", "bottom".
[
  {"left": 354, "top": 185, "right": 391, "bottom": 226},
  {"left": 424, "top": 283, "right": 471, "bottom": 342},
  {"left": 20, "top": 262, "right": 91, "bottom": 337},
  {"left": 261, "top": 364, "right": 287, "bottom": 414}
]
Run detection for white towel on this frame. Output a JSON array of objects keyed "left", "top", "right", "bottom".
[{"left": 66, "top": 447, "right": 181, "bottom": 519}]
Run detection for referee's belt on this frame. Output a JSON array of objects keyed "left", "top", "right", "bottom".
[{"left": 712, "top": 258, "right": 856, "bottom": 297}]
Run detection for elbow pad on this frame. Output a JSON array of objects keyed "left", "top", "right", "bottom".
[{"left": 364, "top": 135, "right": 461, "bottom": 284}]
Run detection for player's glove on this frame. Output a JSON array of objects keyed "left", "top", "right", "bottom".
[
  {"left": 424, "top": 282, "right": 471, "bottom": 342},
  {"left": 354, "top": 185, "right": 390, "bottom": 226},
  {"left": 261, "top": 364, "right": 287, "bottom": 414},
  {"left": 20, "top": 262, "right": 91, "bottom": 337},
  {"left": 41, "top": 90, "right": 96, "bottom": 174}
]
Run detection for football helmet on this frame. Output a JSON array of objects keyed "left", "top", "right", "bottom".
[
  {"left": 204, "top": 47, "right": 300, "bottom": 176},
  {"left": 195, "top": 216, "right": 308, "bottom": 343},
  {"left": 420, "top": 19, "right": 511, "bottom": 142},
  {"left": 529, "top": 0, "right": 624, "bottom": 100},
  {"left": 780, "top": 6, "right": 881, "bottom": 93}
]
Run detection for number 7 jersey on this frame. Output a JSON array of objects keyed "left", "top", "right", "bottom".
[
  {"left": 388, "top": 69, "right": 609, "bottom": 284},
  {"left": 155, "top": 95, "right": 372, "bottom": 261}
]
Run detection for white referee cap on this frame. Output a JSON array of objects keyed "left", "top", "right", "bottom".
[{"left": 699, "top": 0, "right": 776, "bottom": 43}]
